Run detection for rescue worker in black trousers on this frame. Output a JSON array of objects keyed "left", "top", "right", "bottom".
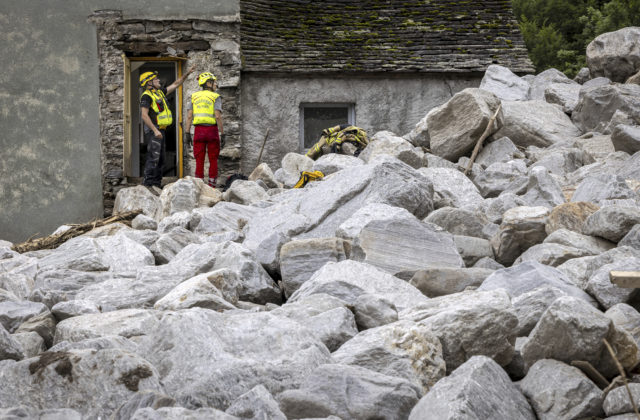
[{"left": 139, "top": 66, "right": 195, "bottom": 191}]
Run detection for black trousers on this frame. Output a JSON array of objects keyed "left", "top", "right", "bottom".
[{"left": 143, "top": 129, "right": 165, "bottom": 187}]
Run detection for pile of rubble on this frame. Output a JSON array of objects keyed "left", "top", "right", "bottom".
[{"left": 0, "top": 26, "right": 640, "bottom": 419}]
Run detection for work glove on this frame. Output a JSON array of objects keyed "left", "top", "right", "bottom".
[
  {"left": 184, "top": 132, "right": 192, "bottom": 148},
  {"left": 220, "top": 133, "right": 226, "bottom": 148}
]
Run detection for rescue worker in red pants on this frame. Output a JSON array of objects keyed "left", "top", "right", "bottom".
[
  {"left": 140, "top": 66, "right": 195, "bottom": 191},
  {"left": 184, "top": 72, "right": 224, "bottom": 188}
]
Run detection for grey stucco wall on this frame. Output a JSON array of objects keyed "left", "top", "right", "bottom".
[
  {"left": 240, "top": 74, "right": 481, "bottom": 173},
  {"left": 0, "top": 1, "right": 238, "bottom": 243}
]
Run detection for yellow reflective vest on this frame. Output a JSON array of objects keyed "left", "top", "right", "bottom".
[
  {"left": 141, "top": 89, "right": 173, "bottom": 128},
  {"left": 191, "top": 90, "right": 219, "bottom": 125}
]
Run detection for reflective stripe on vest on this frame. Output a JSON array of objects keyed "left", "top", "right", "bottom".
[
  {"left": 142, "top": 89, "right": 173, "bottom": 128},
  {"left": 191, "top": 90, "right": 219, "bottom": 125}
]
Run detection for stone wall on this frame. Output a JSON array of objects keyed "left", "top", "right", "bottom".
[
  {"left": 240, "top": 73, "right": 481, "bottom": 173},
  {"left": 91, "top": 10, "right": 241, "bottom": 215}
]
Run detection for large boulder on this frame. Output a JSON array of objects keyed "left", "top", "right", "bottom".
[
  {"left": 474, "top": 136, "right": 524, "bottom": 168},
  {"left": 512, "top": 242, "right": 591, "bottom": 267},
  {"left": 113, "top": 186, "right": 161, "bottom": 219},
  {"left": 418, "top": 167, "right": 485, "bottom": 210},
  {"left": 545, "top": 81, "right": 582, "bottom": 114},
  {"left": 312, "top": 153, "right": 363, "bottom": 176},
  {"left": 492, "top": 100, "right": 582, "bottom": 148},
  {"left": 529, "top": 68, "right": 573, "bottom": 101},
  {"left": 335, "top": 202, "right": 416, "bottom": 241},
  {"left": 520, "top": 166, "right": 566, "bottom": 208},
  {"left": 278, "top": 364, "right": 421, "bottom": 420},
  {"left": 350, "top": 218, "right": 464, "bottom": 276},
  {"left": 359, "top": 131, "right": 423, "bottom": 168},
  {"left": 408, "top": 356, "right": 535, "bottom": 420},
  {"left": 191, "top": 202, "right": 259, "bottom": 241},
  {"left": 545, "top": 201, "right": 600, "bottom": 234},
  {"left": 612, "top": 124, "right": 640, "bottom": 155},
  {"left": 586, "top": 27, "right": 640, "bottom": 83},
  {"left": 473, "top": 161, "right": 528, "bottom": 198},
  {"left": 427, "top": 88, "right": 503, "bottom": 162},
  {"left": 572, "top": 84, "right": 640, "bottom": 133},
  {"left": 401, "top": 289, "right": 518, "bottom": 372},
  {"left": 603, "top": 383, "right": 640, "bottom": 418},
  {"left": 583, "top": 205, "right": 640, "bottom": 242},
  {"left": 410, "top": 267, "right": 494, "bottom": 298},
  {"left": 222, "top": 180, "right": 269, "bottom": 205},
  {"left": 332, "top": 320, "right": 446, "bottom": 393},
  {"left": 0, "top": 324, "right": 24, "bottom": 361},
  {"left": 586, "top": 259, "right": 640, "bottom": 310},
  {"left": 519, "top": 359, "right": 604, "bottom": 420},
  {"left": 479, "top": 64, "right": 530, "bottom": 101},
  {"left": 571, "top": 174, "right": 638, "bottom": 206},
  {"left": 512, "top": 287, "right": 568, "bottom": 337},
  {"left": 521, "top": 296, "right": 638, "bottom": 378},
  {"left": 491, "top": 206, "right": 550, "bottom": 266}
]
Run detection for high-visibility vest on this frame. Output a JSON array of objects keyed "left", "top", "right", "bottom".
[
  {"left": 141, "top": 89, "right": 173, "bottom": 128},
  {"left": 191, "top": 90, "right": 219, "bottom": 125}
]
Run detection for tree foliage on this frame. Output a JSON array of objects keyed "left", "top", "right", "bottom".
[{"left": 512, "top": 0, "right": 640, "bottom": 77}]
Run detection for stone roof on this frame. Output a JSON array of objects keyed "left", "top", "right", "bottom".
[{"left": 241, "top": 0, "right": 534, "bottom": 74}]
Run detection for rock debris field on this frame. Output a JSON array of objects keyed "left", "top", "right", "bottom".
[{"left": 2, "top": 27, "right": 640, "bottom": 420}]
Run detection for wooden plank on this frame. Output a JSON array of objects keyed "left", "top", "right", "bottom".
[
  {"left": 122, "top": 54, "right": 132, "bottom": 177},
  {"left": 610, "top": 271, "right": 640, "bottom": 288}
]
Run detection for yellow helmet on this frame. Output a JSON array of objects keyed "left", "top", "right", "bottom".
[
  {"left": 139, "top": 71, "right": 158, "bottom": 87},
  {"left": 198, "top": 72, "right": 216, "bottom": 86}
]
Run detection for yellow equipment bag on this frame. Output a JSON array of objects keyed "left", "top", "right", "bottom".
[{"left": 293, "top": 170, "right": 325, "bottom": 189}]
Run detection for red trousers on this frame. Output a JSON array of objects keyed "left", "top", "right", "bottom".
[{"left": 193, "top": 125, "right": 220, "bottom": 186}]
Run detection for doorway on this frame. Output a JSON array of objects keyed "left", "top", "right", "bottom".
[{"left": 123, "top": 57, "right": 185, "bottom": 179}]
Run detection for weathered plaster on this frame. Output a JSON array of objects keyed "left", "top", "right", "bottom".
[{"left": 240, "top": 74, "right": 481, "bottom": 173}]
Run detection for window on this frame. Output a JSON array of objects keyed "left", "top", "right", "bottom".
[{"left": 300, "top": 103, "right": 355, "bottom": 151}]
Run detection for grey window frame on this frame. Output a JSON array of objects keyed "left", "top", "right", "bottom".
[{"left": 299, "top": 103, "right": 355, "bottom": 153}]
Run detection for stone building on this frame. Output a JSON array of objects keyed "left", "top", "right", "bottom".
[{"left": 0, "top": 0, "right": 532, "bottom": 243}]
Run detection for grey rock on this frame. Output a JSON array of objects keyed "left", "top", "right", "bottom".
[
  {"left": 572, "top": 174, "right": 638, "bottom": 206},
  {"left": 120, "top": 229, "right": 160, "bottom": 251},
  {"left": 332, "top": 320, "right": 446, "bottom": 393},
  {"left": 612, "top": 124, "right": 640, "bottom": 154},
  {"left": 606, "top": 303, "right": 640, "bottom": 350},
  {"left": 360, "top": 131, "right": 423, "bottom": 168},
  {"left": 405, "top": 112, "right": 431, "bottom": 148},
  {"left": 475, "top": 136, "right": 524, "bottom": 168},
  {"left": 288, "top": 260, "right": 429, "bottom": 312},
  {"left": 243, "top": 158, "right": 434, "bottom": 274},
  {"left": 423, "top": 152, "right": 458, "bottom": 169},
  {"left": 11, "top": 331, "right": 45, "bottom": 358},
  {"left": 479, "top": 64, "right": 530, "bottom": 101},
  {"left": 279, "top": 237, "right": 347, "bottom": 298},
  {"left": 586, "top": 27, "right": 640, "bottom": 82},
  {"left": 157, "top": 178, "right": 200, "bottom": 220},
  {"left": 521, "top": 166, "right": 566, "bottom": 208},
  {"left": 131, "top": 407, "right": 239, "bottom": 420},
  {"left": 473, "top": 256, "right": 505, "bottom": 270},
  {"left": 14, "top": 311, "right": 57, "bottom": 347},
  {"left": 505, "top": 336, "right": 528, "bottom": 379},
  {"left": 604, "top": 383, "right": 640, "bottom": 417},
  {"left": 620, "top": 224, "right": 640, "bottom": 249},
  {"left": 573, "top": 132, "right": 616, "bottom": 158},
  {"left": 530, "top": 146, "right": 594, "bottom": 177},
  {"left": 0, "top": 348, "right": 163, "bottom": 419},
  {"left": 512, "top": 287, "right": 568, "bottom": 336},
  {"left": 53, "top": 309, "right": 159, "bottom": 344},
  {"left": 545, "top": 80, "right": 582, "bottom": 113},
  {"left": 113, "top": 185, "right": 161, "bottom": 219},
  {"left": 453, "top": 235, "right": 494, "bottom": 266},
  {"left": 410, "top": 267, "right": 493, "bottom": 298},
  {"left": 350, "top": 218, "right": 464, "bottom": 277},
  {"left": 222, "top": 180, "right": 269, "bottom": 205},
  {"left": 408, "top": 356, "right": 535, "bottom": 420},
  {"left": 335, "top": 202, "right": 416, "bottom": 241},
  {"left": 491, "top": 206, "right": 550, "bottom": 266},
  {"left": 620, "top": 151, "right": 640, "bottom": 180},
  {"left": 0, "top": 254, "right": 37, "bottom": 301},
  {"left": 0, "top": 324, "right": 24, "bottom": 361},
  {"left": 544, "top": 228, "right": 615, "bottom": 255},
  {"left": 424, "top": 207, "right": 488, "bottom": 239},
  {"left": 191, "top": 201, "right": 259, "bottom": 239},
  {"left": 112, "top": 390, "right": 176, "bottom": 420},
  {"left": 248, "top": 162, "right": 280, "bottom": 189},
  {"left": 132, "top": 214, "right": 158, "bottom": 230},
  {"left": 484, "top": 193, "right": 528, "bottom": 224},
  {"left": 493, "top": 100, "right": 582, "bottom": 149},
  {"left": 428, "top": 88, "right": 503, "bottom": 161},
  {"left": 278, "top": 364, "right": 421, "bottom": 420},
  {"left": 153, "top": 271, "right": 238, "bottom": 312},
  {"left": 0, "top": 300, "right": 50, "bottom": 333},
  {"left": 529, "top": 68, "right": 572, "bottom": 100},
  {"left": 0, "top": 407, "right": 83, "bottom": 420},
  {"left": 353, "top": 293, "right": 398, "bottom": 330},
  {"left": 566, "top": 150, "right": 629, "bottom": 186},
  {"left": 574, "top": 67, "right": 591, "bottom": 84},
  {"left": 557, "top": 246, "right": 640, "bottom": 290},
  {"left": 418, "top": 167, "right": 484, "bottom": 210},
  {"left": 604, "top": 109, "right": 636, "bottom": 134},
  {"left": 51, "top": 300, "right": 100, "bottom": 321},
  {"left": 586, "top": 259, "right": 640, "bottom": 310},
  {"left": 157, "top": 211, "right": 192, "bottom": 233},
  {"left": 513, "top": 242, "right": 591, "bottom": 267},
  {"left": 520, "top": 359, "right": 604, "bottom": 420},
  {"left": 572, "top": 84, "right": 640, "bottom": 133},
  {"left": 225, "top": 385, "right": 286, "bottom": 420},
  {"left": 28, "top": 269, "right": 113, "bottom": 309},
  {"left": 478, "top": 261, "right": 596, "bottom": 305},
  {"left": 276, "top": 153, "right": 314, "bottom": 188},
  {"left": 135, "top": 309, "right": 331, "bottom": 409},
  {"left": 522, "top": 296, "right": 638, "bottom": 378},
  {"left": 473, "top": 160, "right": 528, "bottom": 198},
  {"left": 401, "top": 289, "right": 517, "bottom": 372},
  {"left": 583, "top": 205, "right": 640, "bottom": 242},
  {"left": 312, "top": 153, "right": 363, "bottom": 176},
  {"left": 545, "top": 201, "right": 600, "bottom": 235},
  {"left": 50, "top": 335, "right": 138, "bottom": 353},
  {"left": 583, "top": 76, "right": 612, "bottom": 89},
  {"left": 270, "top": 294, "right": 358, "bottom": 351},
  {"left": 151, "top": 227, "right": 203, "bottom": 264}
]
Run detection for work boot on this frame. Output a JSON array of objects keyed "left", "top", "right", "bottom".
[{"left": 208, "top": 178, "right": 216, "bottom": 189}]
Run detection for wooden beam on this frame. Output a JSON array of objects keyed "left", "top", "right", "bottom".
[{"left": 610, "top": 271, "right": 640, "bottom": 288}]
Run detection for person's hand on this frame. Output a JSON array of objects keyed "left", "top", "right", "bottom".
[
  {"left": 220, "top": 133, "right": 226, "bottom": 148},
  {"left": 187, "top": 65, "right": 196, "bottom": 74},
  {"left": 153, "top": 129, "right": 162, "bottom": 138},
  {"left": 184, "top": 132, "right": 192, "bottom": 147}
]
